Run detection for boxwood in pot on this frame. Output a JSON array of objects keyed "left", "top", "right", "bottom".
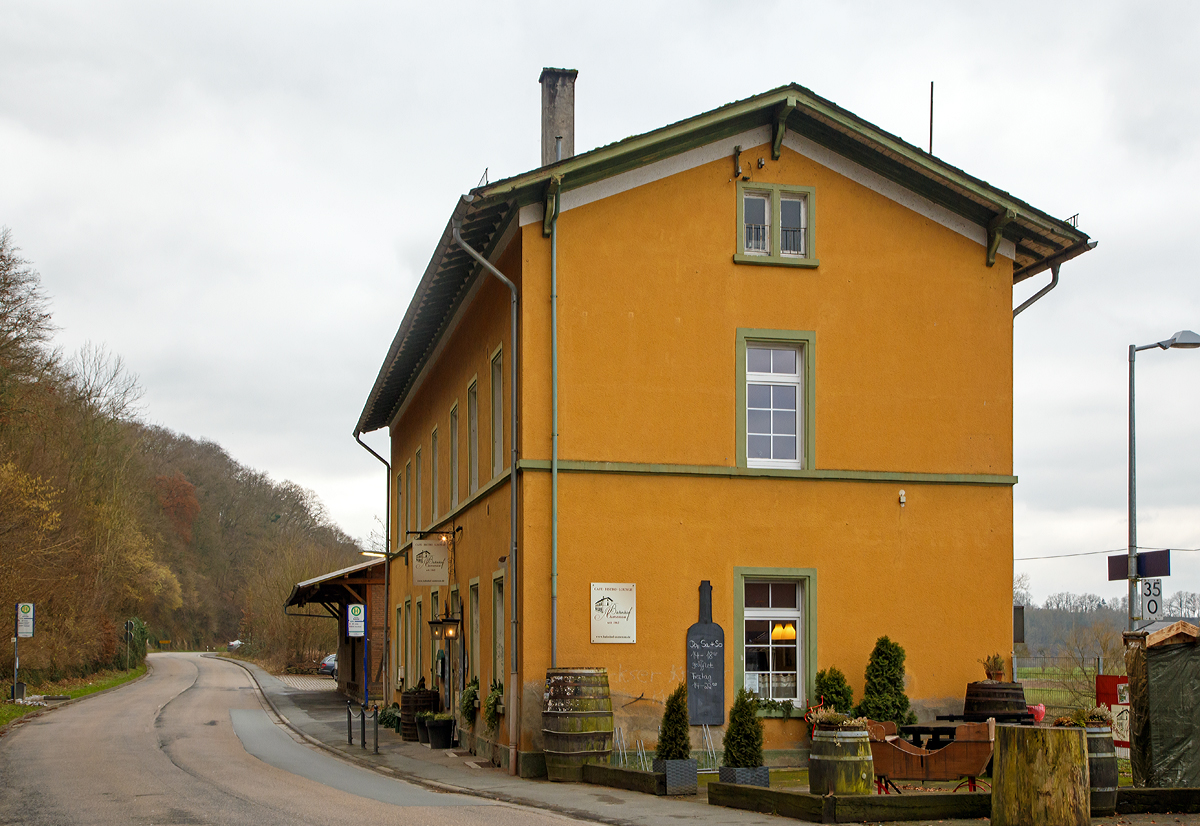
[{"left": 652, "top": 683, "right": 698, "bottom": 795}]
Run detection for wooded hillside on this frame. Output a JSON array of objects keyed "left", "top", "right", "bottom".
[{"left": 1, "top": 228, "right": 359, "bottom": 681}]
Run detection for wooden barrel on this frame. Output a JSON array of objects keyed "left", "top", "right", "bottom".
[
  {"left": 542, "top": 668, "right": 614, "bottom": 782},
  {"left": 964, "top": 681, "right": 1027, "bottom": 720},
  {"left": 808, "top": 728, "right": 873, "bottom": 796},
  {"left": 992, "top": 726, "right": 1089, "bottom": 826},
  {"left": 1086, "top": 726, "right": 1118, "bottom": 816},
  {"left": 400, "top": 690, "right": 436, "bottom": 741}
]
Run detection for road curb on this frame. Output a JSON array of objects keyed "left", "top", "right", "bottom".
[
  {"left": 206, "top": 653, "right": 630, "bottom": 825},
  {"left": 0, "top": 661, "right": 153, "bottom": 739}
]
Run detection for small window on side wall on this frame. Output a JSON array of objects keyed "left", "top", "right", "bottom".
[{"left": 735, "top": 182, "right": 816, "bottom": 268}]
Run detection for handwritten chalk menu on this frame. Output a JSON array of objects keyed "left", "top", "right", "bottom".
[
  {"left": 687, "top": 580, "right": 724, "bottom": 725},
  {"left": 591, "top": 583, "right": 636, "bottom": 643},
  {"left": 412, "top": 538, "right": 449, "bottom": 586}
]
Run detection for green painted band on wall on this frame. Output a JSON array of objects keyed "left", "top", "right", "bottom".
[{"left": 516, "top": 459, "right": 1016, "bottom": 487}]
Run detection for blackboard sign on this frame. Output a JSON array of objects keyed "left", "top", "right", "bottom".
[{"left": 687, "top": 580, "right": 724, "bottom": 725}]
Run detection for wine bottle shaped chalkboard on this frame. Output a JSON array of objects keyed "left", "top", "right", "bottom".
[{"left": 686, "top": 580, "right": 725, "bottom": 725}]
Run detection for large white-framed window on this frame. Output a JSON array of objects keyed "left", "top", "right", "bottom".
[
  {"left": 743, "top": 581, "right": 802, "bottom": 701},
  {"left": 736, "top": 329, "right": 815, "bottom": 471},
  {"left": 734, "top": 181, "right": 817, "bottom": 268},
  {"left": 415, "top": 447, "right": 423, "bottom": 530},
  {"left": 430, "top": 427, "right": 439, "bottom": 520},
  {"left": 430, "top": 590, "right": 440, "bottom": 683},
  {"left": 395, "top": 604, "right": 403, "bottom": 685},
  {"left": 491, "top": 348, "right": 503, "bottom": 479},
  {"left": 404, "top": 599, "right": 412, "bottom": 684},
  {"left": 450, "top": 403, "right": 460, "bottom": 508},
  {"left": 415, "top": 598, "right": 423, "bottom": 687},
  {"left": 468, "top": 381, "right": 479, "bottom": 494},
  {"left": 746, "top": 344, "right": 801, "bottom": 467}
]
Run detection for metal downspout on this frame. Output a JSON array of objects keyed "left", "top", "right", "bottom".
[
  {"left": 452, "top": 210, "right": 520, "bottom": 776},
  {"left": 354, "top": 432, "right": 391, "bottom": 701},
  {"left": 1012, "top": 264, "right": 1060, "bottom": 318},
  {"left": 550, "top": 173, "right": 561, "bottom": 670}
]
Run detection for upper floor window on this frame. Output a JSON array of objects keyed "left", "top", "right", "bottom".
[
  {"left": 736, "top": 329, "right": 814, "bottom": 471},
  {"left": 746, "top": 344, "right": 801, "bottom": 468},
  {"left": 450, "top": 404, "right": 460, "bottom": 507},
  {"left": 491, "top": 349, "right": 503, "bottom": 478},
  {"left": 735, "top": 182, "right": 817, "bottom": 268},
  {"left": 430, "top": 427, "right": 439, "bottom": 520},
  {"left": 468, "top": 381, "right": 479, "bottom": 494}
]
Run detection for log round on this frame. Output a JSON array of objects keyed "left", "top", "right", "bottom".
[{"left": 992, "top": 725, "right": 1089, "bottom": 826}]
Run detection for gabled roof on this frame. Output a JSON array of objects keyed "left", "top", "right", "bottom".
[{"left": 356, "top": 83, "right": 1093, "bottom": 435}]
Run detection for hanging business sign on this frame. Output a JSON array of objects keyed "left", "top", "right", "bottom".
[
  {"left": 347, "top": 603, "right": 366, "bottom": 637},
  {"left": 591, "top": 583, "right": 636, "bottom": 644},
  {"left": 16, "top": 603, "right": 34, "bottom": 638},
  {"left": 412, "top": 538, "right": 449, "bottom": 586}
]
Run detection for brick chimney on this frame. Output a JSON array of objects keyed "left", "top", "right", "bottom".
[{"left": 539, "top": 68, "right": 577, "bottom": 167}]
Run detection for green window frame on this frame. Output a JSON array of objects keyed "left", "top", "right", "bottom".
[
  {"left": 736, "top": 329, "right": 816, "bottom": 470},
  {"left": 734, "top": 181, "right": 818, "bottom": 268},
  {"left": 734, "top": 566, "right": 818, "bottom": 712}
]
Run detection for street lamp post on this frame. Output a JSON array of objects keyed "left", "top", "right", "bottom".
[{"left": 1128, "top": 330, "right": 1200, "bottom": 631}]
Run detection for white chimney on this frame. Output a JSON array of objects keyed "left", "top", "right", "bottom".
[{"left": 539, "top": 68, "right": 577, "bottom": 167}]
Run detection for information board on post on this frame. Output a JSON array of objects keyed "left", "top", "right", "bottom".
[
  {"left": 16, "top": 603, "right": 34, "bottom": 638},
  {"left": 347, "top": 603, "right": 366, "bottom": 637}
]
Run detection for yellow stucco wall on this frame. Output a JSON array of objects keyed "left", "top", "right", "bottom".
[{"left": 385, "top": 135, "right": 1016, "bottom": 766}]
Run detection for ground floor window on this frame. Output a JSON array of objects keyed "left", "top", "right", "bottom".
[
  {"left": 735, "top": 567, "right": 816, "bottom": 707},
  {"left": 744, "top": 581, "right": 801, "bottom": 700}
]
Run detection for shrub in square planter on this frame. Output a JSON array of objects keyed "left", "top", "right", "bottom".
[
  {"left": 720, "top": 687, "right": 769, "bottom": 788},
  {"left": 653, "top": 683, "right": 698, "bottom": 795},
  {"left": 427, "top": 713, "right": 455, "bottom": 750}
]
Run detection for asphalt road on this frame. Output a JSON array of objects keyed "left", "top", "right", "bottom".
[{"left": 0, "top": 653, "right": 583, "bottom": 826}]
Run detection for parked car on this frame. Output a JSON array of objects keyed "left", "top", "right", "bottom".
[{"left": 318, "top": 654, "right": 337, "bottom": 679}]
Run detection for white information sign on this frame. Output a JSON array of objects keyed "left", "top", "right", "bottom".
[
  {"left": 1142, "top": 578, "right": 1164, "bottom": 621},
  {"left": 347, "top": 603, "right": 366, "bottom": 637},
  {"left": 16, "top": 603, "right": 34, "bottom": 638},
  {"left": 412, "top": 539, "right": 449, "bottom": 586},
  {"left": 591, "top": 583, "right": 636, "bottom": 644}
]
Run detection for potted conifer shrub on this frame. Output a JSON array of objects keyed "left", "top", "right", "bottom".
[
  {"left": 855, "top": 636, "right": 917, "bottom": 726},
  {"left": 815, "top": 667, "right": 854, "bottom": 713},
  {"left": 718, "top": 687, "right": 769, "bottom": 787},
  {"left": 652, "top": 683, "right": 697, "bottom": 795}
]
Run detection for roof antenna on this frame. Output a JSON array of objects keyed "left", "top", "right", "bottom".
[
  {"left": 477, "top": 167, "right": 489, "bottom": 188},
  {"left": 928, "top": 81, "right": 934, "bottom": 155}
]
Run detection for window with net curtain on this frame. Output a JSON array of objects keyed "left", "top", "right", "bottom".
[{"left": 744, "top": 581, "right": 802, "bottom": 701}]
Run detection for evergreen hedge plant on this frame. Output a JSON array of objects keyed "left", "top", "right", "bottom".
[
  {"left": 855, "top": 636, "right": 917, "bottom": 726},
  {"left": 722, "top": 687, "right": 764, "bottom": 768},
  {"left": 815, "top": 667, "right": 854, "bottom": 714},
  {"left": 656, "top": 683, "right": 691, "bottom": 761}
]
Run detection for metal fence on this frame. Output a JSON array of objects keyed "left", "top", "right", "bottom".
[{"left": 1012, "top": 655, "right": 1123, "bottom": 715}]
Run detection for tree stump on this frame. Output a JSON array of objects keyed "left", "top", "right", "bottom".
[{"left": 992, "top": 725, "right": 1089, "bottom": 826}]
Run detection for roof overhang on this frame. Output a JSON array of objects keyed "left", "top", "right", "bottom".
[
  {"left": 285, "top": 558, "right": 385, "bottom": 610},
  {"left": 356, "top": 83, "right": 1093, "bottom": 434}
]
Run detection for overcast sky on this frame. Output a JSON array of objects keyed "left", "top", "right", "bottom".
[{"left": 2, "top": 2, "right": 1198, "bottom": 605}]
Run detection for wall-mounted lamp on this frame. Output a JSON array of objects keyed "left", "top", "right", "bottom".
[
  {"left": 899, "top": 490, "right": 906, "bottom": 507},
  {"left": 428, "top": 603, "right": 461, "bottom": 641}
]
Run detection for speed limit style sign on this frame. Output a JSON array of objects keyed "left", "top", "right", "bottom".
[{"left": 1142, "top": 579, "right": 1164, "bottom": 622}]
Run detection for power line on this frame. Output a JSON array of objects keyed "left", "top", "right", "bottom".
[{"left": 1014, "top": 546, "right": 1200, "bottom": 562}]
